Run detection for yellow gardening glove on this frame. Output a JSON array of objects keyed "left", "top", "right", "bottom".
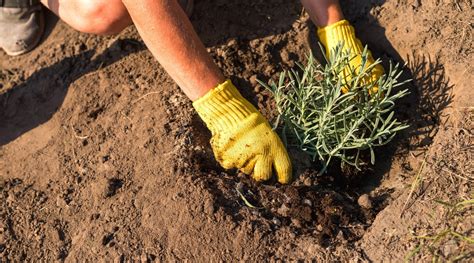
[
  {"left": 318, "top": 20, "right": 384, "bottom": 94},
  {"left": 193, "top": 80, "right": 292, "bottom": 184}
]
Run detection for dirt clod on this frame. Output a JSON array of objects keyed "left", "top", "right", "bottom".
[{"left": 358, "top": 194, "right": 373, "bottom": 209}]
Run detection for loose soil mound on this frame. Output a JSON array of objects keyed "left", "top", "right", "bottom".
[{"left": 1, "top": 0, "right": 472, "bottom": 261}]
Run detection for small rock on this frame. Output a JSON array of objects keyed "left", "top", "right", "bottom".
[
  {"left": 442, "top": 239, "right": 458, "bottom": 257},
  {"left": 291, "top": 218, "right": 302, "bottom": 228},
  {"left": 249, "top": 74, "right": 258, "bottom": 87},
  {"left": 302, "top": 199, "right": 312, "bottom": 206},
  {"left": 249, "top": 39, "right": 260, "bottom": 49},
  {"left": 227, "top": 39, "right": 238, "bottom": 47},
  {"left": 303, "top": 177, "right": 313, "bottom": 186},
  {"left": 358, "top": 194, "right": 373, "bottom": 209},
  {"left": 203, "top": 199, "right": 215, "bottom": 215},
  {"left": 412, "top": 0, "right": 421, "bottom": 9},
  {"left": 272, "top": 217, "right": 281, "bottom": 226},
  {"left": 336, "top": 230, "right": 347, "bottom": 243},
  {"left": 277, "top": 204, "right": 290, "bottom": 217},
  {"left": 280, "top": 49, "right": 290, "bottom": 64}
]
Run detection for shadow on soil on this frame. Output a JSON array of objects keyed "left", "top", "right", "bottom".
[
  {"left": 40, "top": 7, "right": 59, "bottom": 45},
  {"left": 0, "top": 39, "right": 145, "bottom": 146},
  {"left": 192, "top": 0, "right": 302, "bottom": 45}
]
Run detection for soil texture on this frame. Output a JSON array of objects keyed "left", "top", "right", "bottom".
[{"left": 1, "top": 0, "right": 472, "bottom": 261}]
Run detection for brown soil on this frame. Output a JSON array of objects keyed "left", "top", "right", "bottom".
[{"left": 1, "top": 0, "right": 472, "bottom": 261}]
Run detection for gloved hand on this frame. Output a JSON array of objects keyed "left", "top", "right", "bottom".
[
  {"left": 318, "top": 19, "right": 384, "bottom": 94},
  {"left": 193, "top": 80, "right": 292, "bottom": 184}
]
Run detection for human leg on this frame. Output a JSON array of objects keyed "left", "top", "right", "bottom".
[
  {"left": 1, "top": 0, "right": 193, "bottom": 56},
  {"left": 40, "top": 0, "right": 193, "bottom": 35},
  {"left": 40, "top": 0, "right": 132, "bottom": 35}
]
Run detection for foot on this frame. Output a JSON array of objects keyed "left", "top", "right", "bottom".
[
  {"left": 0, "top": 0, "right": 44, "bottom": 56},
  {"left": 178, "top": 0, "right": 194, "bottom": 17}
]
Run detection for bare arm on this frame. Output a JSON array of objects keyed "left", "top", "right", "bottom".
[
  {"left": 121, "top": 0, "right": 225, "bottom": 101},
  {"left": 300, "top": 0, "right": 344, "bottom": 27}
]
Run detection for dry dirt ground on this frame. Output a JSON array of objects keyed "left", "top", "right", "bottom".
[{"left": 1, "top": 0, "right": 473, "bottom": 261}]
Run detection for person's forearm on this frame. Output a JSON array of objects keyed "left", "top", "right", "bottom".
[
  {"left": 300, "top": 0, "right": 344, "bottom": 27},
  {"left": 121, "top": 0, "right": 225, "bottom": 101}
]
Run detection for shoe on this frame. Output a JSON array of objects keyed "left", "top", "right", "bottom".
[
  {"left": 178, "top": 0, "right": 194, "bottom": 17},
  {"left": 0, "top": 0, "right": 44, "bottom": 56}
]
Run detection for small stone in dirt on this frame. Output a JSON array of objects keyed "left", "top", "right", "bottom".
[
  {"left": 271, "top": 217, "right": 281, "bottom": 226},
  {"left": 412, "top": 0, "right": 421, "bottom": 9},
  {"left": 291, "top": 218, "right": 302, "bottom": 228},
  {"left": 302, "top": 199, "right": 312, "bottom": 206},
  {"left": 303, "top": 177, "right": 313, "bottom": 186},
  {"left": 227, "top": 39, "right": 238, "bottom": 47},
  {"left": 280, "top": 49, "right": 290, "bottom": 64},
  {"left": 441, "top": 239, "right": 458, "bottom": 257},
  {"left": 203, "top": 199, "right": 214, "bottom": 215},
  {"left": 277, "top": 204, "right": 290, "bottom": 217},
  {"left": 336, "top": 230, "right": 347, "bottom": 243},
  {"left": 251, "top": 210, "right": 262, "bottom": 217},
  {"left": 357, "top": 194, "right": 372, "bottom": 209},
  {"left": 249, "top": 74, "right": 258, "bottom": 87},
  {"left": 316, "top": 224, "right": 323, "bottom": 232}
]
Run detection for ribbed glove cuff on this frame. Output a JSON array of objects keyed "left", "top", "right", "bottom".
[
  {"left": 193, "top": 80, "right": 259, "bottom": 133},
  {"left": 317, "top": 19, "right": 363, "bottom": 57}
]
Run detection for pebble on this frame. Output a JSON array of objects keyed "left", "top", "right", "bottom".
[
  {"left": 303, "top": 177, "right": 313, "bottom": 186},
  {"left": 249, "top": 74, "right": 258, "bottom": 87},
  {"left": 302, "top": 199, "right": 312, "bottom": 206},
  {"left": 280, "top": 49, "right": 290, "bottom": 64},
  {"left": 412, "top": 0, "right": 421, "bottom": 9},
  {"left": 357, "top": 194, "right": 373, "bottom": 209},
  {"left": 203, "top": 199, "right": 215, "bottom": 215},
  {"left": 291, "top": 218, "right": 302, "bottom": 228},
  {"left": 272, "top": 217, "right": 281, "bottom": 226},
  {"left": 227, "top": 39, "right": 238, "bottom": 47},
  {"left": 277, "top": 204, "right": 290, "bottom": 217}
]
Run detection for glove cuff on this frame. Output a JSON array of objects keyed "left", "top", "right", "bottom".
[
  {"left": 317, "top": 19, "right": 364, "bottom": 58},
  {"left": 193, "top": 80, "right": 260, "bottom": 133}
]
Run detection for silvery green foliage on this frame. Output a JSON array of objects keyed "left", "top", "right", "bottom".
[{"left": 258, "top": 45, "right": 410, "bottom": 171}]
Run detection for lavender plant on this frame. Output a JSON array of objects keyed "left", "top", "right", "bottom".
[{"left": 258, "top": 45, "right": 410, "bottom": 171}]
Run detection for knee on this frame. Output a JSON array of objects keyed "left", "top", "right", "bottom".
[{"left": 71, "top": 1, "right": 131, "bottom": 35}]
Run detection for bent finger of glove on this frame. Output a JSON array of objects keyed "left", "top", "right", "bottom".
[{"left": 273, "top": 151, "right": 292, "bottom": 184}]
